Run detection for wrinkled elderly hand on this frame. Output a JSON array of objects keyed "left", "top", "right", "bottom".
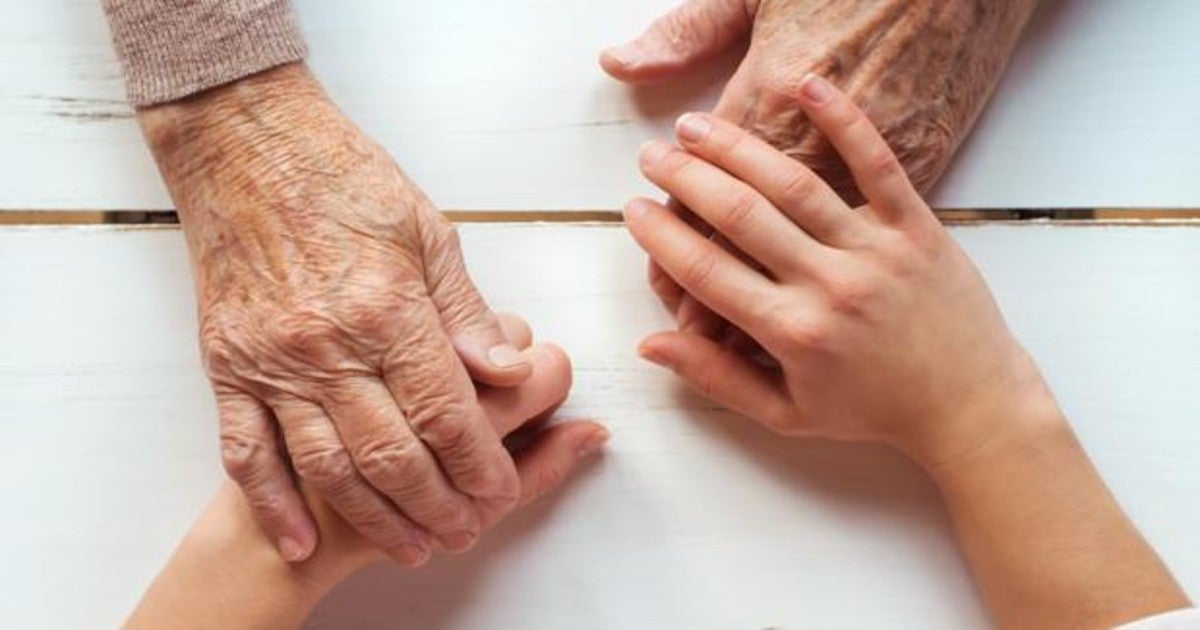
[
  {"left": 602, "top": 0, "right": 1038, "bottom": 335},
  {"left": 139, "top": 63, "right": 539, "bottom": 566},
  {"left": 303, "top": 313, "right": 608, "bottom": 575}
]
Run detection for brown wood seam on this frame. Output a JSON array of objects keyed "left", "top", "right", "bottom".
[{"left": 1, "top": 209, "right": 1199, "bottom": 226}]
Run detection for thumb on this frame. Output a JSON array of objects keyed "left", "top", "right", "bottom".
[
  {"left": 422, "top": 217, "right": 533, "bottom": 388},
  {"left": 600, "top": 0, "right": 754, "bottom": 82}
]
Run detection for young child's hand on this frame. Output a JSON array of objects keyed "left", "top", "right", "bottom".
[{"left": 625, "top": 74, "right": 1058, "bottom": 469}]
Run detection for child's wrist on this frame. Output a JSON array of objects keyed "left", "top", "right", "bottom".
[{"left": 202, "top": 484, "right": 378, "bottom": 598}]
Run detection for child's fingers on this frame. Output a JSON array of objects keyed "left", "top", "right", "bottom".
[
  {"left": 478, "top": 343, "right": 573, "bottom": 437},
  {"left": 513, "top": 421, "right": 608, "bottom": 510},
  {"left": 672, "top": 113, "right": 866, "bottom": 248},
  {"left": 639, "top": 330, "right": 796, "bottom": 434},
  {"left": 639, "top": 141, "right": 822, "bottom": 279},
  {"left": 623, "top": 197, "right": 779, "bottom": 335},
  {"left": 795, "top": 73, "right": 926, "bottom": 223}
]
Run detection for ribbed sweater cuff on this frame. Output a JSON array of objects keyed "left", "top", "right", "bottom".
[{"left": 102, "top": 0, "right": 309, "bottom": 107}]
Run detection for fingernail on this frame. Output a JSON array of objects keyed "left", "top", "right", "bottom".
[
  {"left": 637, "top": 344, "right": 674, "bottom": 370},
  {"left": 639, "top": 140, "right": 671, "bottom": 166},
  {"left": 675, "top": 113, "right": 712, "bottom": 143},
  {"left": 488, "top": 343, "right": 527, "bottom": 368},
  {"left": 393, "top": 543, "right": 431, "bottom": 567},
  {"left": 800, "top": 73, "right": 832, "bottom": 103},
  {"left": 278, "top": 536, "right": 308, "bottom": 563},
  {"left": 623, "top": 198, "right": 652, "bottom": 222},
  {"left": 578, "top": 428, "right": 611, "bottom": 457},
  {"left": 604, "top": 44, "right": 637, "bottom": 68},
  {"left": 440, "top": 530, "right": 478, "bottom": 553}
]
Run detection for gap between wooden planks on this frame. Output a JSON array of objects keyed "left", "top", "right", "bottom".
[{"left": 1, "top": 209, "right": 1199, "bottom": 226}]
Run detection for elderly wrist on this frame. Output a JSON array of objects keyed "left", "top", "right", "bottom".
[{"left": 136, "top": 63, "right": 345, "bottom": 199}]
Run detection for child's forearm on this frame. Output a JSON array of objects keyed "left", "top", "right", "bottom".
[
  {"left": 125, "top": 484, "right": 375, "bottom": 630},
  {"left": 928, "top": 392, "right": 1189, "bottom": 628}
]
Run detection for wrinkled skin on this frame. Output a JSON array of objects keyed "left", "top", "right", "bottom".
[
  {"left": 125, "top": 313, "right": 608, "bottom": 628},
  {"left": 602, "top": 0, "right": 1039, "bottom": 335},
  {"left": 139, "top": 63, "right": 543, "bottom": 566}
]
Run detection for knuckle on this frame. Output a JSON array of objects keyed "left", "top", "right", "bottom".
[
  {"left": 355, "top": 437, "right": 426, "bottom": 487},
  {"left": 832, "top": 105, "right": 865, "bottom": 132},
  {"left": 656, "top": 148, "right": 691, "bottom": 177},
  {"left": 428, "top": 215, "right": 461, "bottom": 249},
  {"left": 715, "top": 191, "right": 759, "bottom": 238},
  {"left": 341, "top": 302, "right": 399, "bottom": 339},
  {"left": 272, "top": 312, "right": 341, "bottom": 356},
  {"left": 769, "top": 309, "right": 831, "bottom": 354},
  {"left": 824, "top": 275, "right": 874, "bottom": 316},
  {"left": 658, "top": 11, "right": 693, "bottom": 52},
  {"left": 423, "top": 497, "right": 479, "bottom": 534},
  {"left": 410, "top": 404, "right": 477, "bottom": 457},
  {"left": 219, "top": 430, "right": 267, "bottom": 482},
  {"left": 198, "top": 313, "right": 241, "bottom": 375},
  {"left": 200, "top": 333, "right": 236, "bottom": 376},
  {"left": 678, "top": 246, "right": 719, "bottom": 290},
  {"left": 760, "top": 71, "right": 802, "bottom": 103},
  {"left": 712, "top": 127, "right": 749, "bottom": 156},
  {"left": 476, "top": 464, "right": 520, "bottom": 507},
  {"left": 422, "top": 217, "right": 468, "bottom": 271},
  {"left": 775, "top": 168, "right": 820, "bottom": 209},
  {"left": 866, "top": 147, "right": 904, "bottom": 179},
  {"left": 243, "top": 485, "right": 289, "bottom": 519},
  {"left": 334, "top": 501, "right": 414, "bottom": 548},
  {"left": 293, "top": 444, "right": 357, "bottom": 491}
]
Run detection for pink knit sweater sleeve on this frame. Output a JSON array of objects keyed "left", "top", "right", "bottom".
[{"left": 101, "top": 0, "right": 308, "bottom": 107}]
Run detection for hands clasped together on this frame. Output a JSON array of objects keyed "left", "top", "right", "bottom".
[
  {"left": 141, "top": 65, "right": 605, "bottom": 566},
  {"left": 142, "top": 0, "right": 1041, "bottom": 569},
  {"left": 124, "top": 2, "right": 1194, "bottom": 627}
]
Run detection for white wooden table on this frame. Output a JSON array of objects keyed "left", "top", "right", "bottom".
[{"left": 2, "top": 2, "right": 1199, "bottom": 628}]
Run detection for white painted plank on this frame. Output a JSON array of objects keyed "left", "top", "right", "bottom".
[
  {"left": 0, "top": 224, "right": 1197, "bottom": 628},
  {"left": 0, "top": 1, "right": 1198, "bottom": 211}
]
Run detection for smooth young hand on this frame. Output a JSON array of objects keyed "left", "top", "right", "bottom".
[
  {"left": 602, "top": 0, "right": 1039, "bottom": 343},
  {"left": 625, "top": 74, "right": 1056, "bottom": 469}
]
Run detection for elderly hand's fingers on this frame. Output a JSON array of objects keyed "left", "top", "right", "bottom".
[
  {"left": 624, "top": 197, "right": 777, "bottom": 335},
  {"left": 479, "top": 343, "right": 573, "bottom": 437},
  {"left": 639, "top": 331, "right": 797, "bottom": 434},
  {"left": 673, "top": 112, "right": 867, "bottom": 248},
  {"left": 513, "top": 421, "right": 609, "bottom": 511},
  {"left": 599, "top": 0, "right": 752, "bottom": 82},
  {"left": 495, "top": 312, "right": 533, "bottom": 350},
  {"left": 383, "top": 299, "right": 522, "bottom": 518},
  {"left": 216, "top": 390, "right": 319, "bottom": 563},
  {"left": 322, "top": 377, "right": 483, "bottom": 552},
  {"left": 639, "top": 140, "right": 822, "bottom": 279},
  {"left": 795, "top": 74, "right": 927, "bottom": 223},
  {"left": 422, "top": 218, "right": 532, "bottom": 388},
  {"left": 271, "top": 397, "right": 435, "bottom": 566}
]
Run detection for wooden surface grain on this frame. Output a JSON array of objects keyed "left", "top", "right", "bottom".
[
  {"left": 1, "top": 224, "right": 1196, "bottom": 628},
  {"left": 1, "top": 0, "right": 1198, "bottom": 212}
]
